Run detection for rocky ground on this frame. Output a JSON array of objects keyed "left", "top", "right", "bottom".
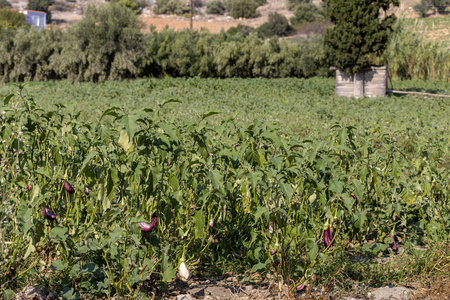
[{"left": 13, "top": 280, "right": 417, "bottom": 300}]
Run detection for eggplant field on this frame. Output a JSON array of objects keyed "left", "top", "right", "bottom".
[{"left": 0, "top": 78, "right": 449, "bottom": 299}]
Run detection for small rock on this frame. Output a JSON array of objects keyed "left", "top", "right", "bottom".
[
  {"left": 243, "top": 285, "right": 253, "bottom": 292},
  {"left": 14, "top": 286, "right": 57, "bottom": 300},
  {"left": 370, "top": 286, "right": 414, "bottom": 300},
  {"left": 176, "top": 294, "right": 194, "bottom": 300}
]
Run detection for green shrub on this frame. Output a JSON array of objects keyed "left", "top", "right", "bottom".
[
  {"left": 0, "top": 8, "right": 28, "bottom": 29},
  {"left": 57, "top": 4, "right": 144, "bottom": 82},
  {"left": 229, "top": 0, "right": 258, "bottom": 19},
  {"left": 414, "top": 0, "right": 430, "bottom": 17},
  {"left": 414, "top": 0, "right": 449, "bottom": 17},
  {"left": 193, "top": 0, "right": 204, "bottom": 7},
  {"left": 290, "top": 3, "right": 322, "bottom": 26},
  {"left": 206, "top": 0, "right": 225, "bottom": 14},
  {"left": 287, "top": 0, "right": 310, "bottom": 10},
  {"left": 227, "top": 24, "right": 254, "bottom": 37},
  {"left": 153, "top": 0, "right": 190, "bottom": 15},
  {"left": 253, "top": 0, "right": 267, "bottom": 6},
  {"left": 111, "top": 0, "right": 141, "bottom": 14},
  {"left": 386, "top": 20, "right": 449, "bottom": 81},
  {"left": 257, "top": 12, "right": 293, "bottom": 38},
  {"left": 430, "top": 0, "right": 449, "bottom": 14},
  {"left": 0, "top": 0, "right": 11, "bottom": 9}
]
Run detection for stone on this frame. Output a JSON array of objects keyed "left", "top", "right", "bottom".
[
  {"left": 176, "top": 294, "right": 194, "bottom": 300},
  {"left": 369, "top": 286, "right": 414, "bottom": 300},
  {"left": 14, "top": 286, "right": 57, "bottom": 300}
]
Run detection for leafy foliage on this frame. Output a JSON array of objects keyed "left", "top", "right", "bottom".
[
  {"left": 56, "top": 3, "right": 144, "bottom": 82},
  {"left": 287, "top": 0, "right": 311, "bottom": 10},
  {"left": 414, "top": 0, "right": 431, "bottom": 17},
  {"left": 0, "top": 19, "right": 328, "bottom": 82},
  {"left": 256, "top": 12, "right": 294, "bottom": 38},
  {"left": 0, "top": 9, "right": 28, "bottom": 29},
  {"left": 206, "top": 0, "right": 226, "bottom": 15},
  {"left": 0, "top": 5, "right": 447, "bottom": 82},
  {"left": 0, "top": 0, "right": 11, "bottom": 9},
  {"left": 415, "top": 0, "right": 450, "bottom": 15},
  {"left": 110, "top": 0, "right": 141, "bottom": 14},
  {"left": 153, "top": 0, "right": 190, "bottom": 15},
  {"left": 229, "top": 0, "right": 258, "bottom": 19},
  {"left": 290, "top": 3, "right": 323, "bottom": 26},
  {"left": 386, "top": 19, "right": 449, "bottom": 81},
  {"left": 0, "top": 79, "right": 448, "bottom": 298},
  {"left": 324, "top": 0, "right": 399, "bottom": 75},
  {"left": 227, "top": 24, "right": 255, "bottom": 37}
]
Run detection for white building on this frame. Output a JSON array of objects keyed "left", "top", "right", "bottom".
[{"left": 19, "top": 10, "right": 46, "bottom": 29}]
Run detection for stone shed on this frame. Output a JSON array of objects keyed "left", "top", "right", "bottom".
[{"left": 334, "top": 66, "right": 387, "bottom": 98}]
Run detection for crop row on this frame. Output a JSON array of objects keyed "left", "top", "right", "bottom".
[{"left": 0, "top": 84, "right": 449, "bottom": 299}]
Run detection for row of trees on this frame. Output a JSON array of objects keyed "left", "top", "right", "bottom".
[
  {"left": 0, "top": 4, "right": 329, "bottom": 83},
  {"left": 155, "top": 0, "right": 267, "bottom": 19},
  {"left": 1, "top": 1, "right": 447, "bottom": 82}
]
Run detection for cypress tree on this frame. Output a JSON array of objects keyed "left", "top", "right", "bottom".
[{"left": 324, "top": 0, "right": 398, "bottom": 75}]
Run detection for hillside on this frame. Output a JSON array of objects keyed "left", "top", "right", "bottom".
[{"left": 7, "top": 0, "right": 427, "bottom": 32}]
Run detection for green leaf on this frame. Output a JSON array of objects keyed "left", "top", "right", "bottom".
[
  {"left": 384, "top": 237, "right": 394, "bottom": 244},
  {"left": 80, "top": 150, "right": 98, "bottom": 174},
  {"left": 392, "top": 159, "right": 401, "bottom": 179},
  {"left": 50, "top": 226, "right": 68, "bottom": 241},
  {"left": 342, "top": 194, "right": 355, "bottom": 212},
  {"left": 120, "top": 114, "right": 139, "bottom": 141},
  {"left": 253, "top": 206, "right": 269, "bottom": 222},
  {"left": 374, "top": 243, "right": 389, "bottom": 253},
  {"left": 109, "top": 226, "right": 123, "bottom": 244},
  {"left": 17, "top": 204, "right": 33, "bottom": 234},
  {"left": 35, "top": 167, "right": 51, "bottom": 179},
  {"left": 201, "top": 111, "right": 221, "bottom": 121},
  {"left": 60, "top": 287, "right": 80, "bottom": 300},
  {"left": 280, "top": 182, "right": 294, "bottom": 202},
  {"left": 52, "top": 146, "right": 63, "bottom": 166},
  {"left": 159, "top": 98, "right": 182, "bottom": 108},
  {"left": 118, "top": 130, "right": 133, "bottom": 153},
  {"left": 161, "top": 265, "right": 176, "bottom": 283},
  {"left": 99, "top": 106, "right": 121, "bottom": 121},
  {"left": 158, "top": 122, "right": 178, "bottom": 142},
  {"left": 194, "top": 209, "right": 205, "bottom": 239},
  {"left": 353, "top": 210, "right": 367, "bottom": 229},
  {"left": 87, "top": 238, "right": 102, "bottom": 251},
  {"left": 251, "top": 259, "right": 270, "bottom": 273},
  {"left": 80, "top": 263, "right": 99, "bottom": 274},
  {"left": 261, "top": 130, "right": 283, "bottom": 147},
  {"left": 307, "top": 243, "right": 318, "bottom": 262},
  {"left": 207, "top": 170, "right": 223, "bottom": 189},
  {"left": 51, "top": 259, "right": 67, "bottom": 271},
  {"left": 329, "top": 179, "right": 344, "bottom": 194},
  {"left": 3, "top": 93, "right": 14, "bottom": 105},
  {"left": 270, "top": 156, "right": 283, "bottom": 170},
  {"left": 24, "top": 236, "right": 35, "bottom": 259},
  {"left": 4, "top": 290, "right": 14, "bottom": 300},
  {"left": 352, "top": 179, "right": 364, "bottom": 202}
]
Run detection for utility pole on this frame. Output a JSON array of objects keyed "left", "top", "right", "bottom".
[{"left": 190, "top": 0, "right": 193, "bottom": 31}]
